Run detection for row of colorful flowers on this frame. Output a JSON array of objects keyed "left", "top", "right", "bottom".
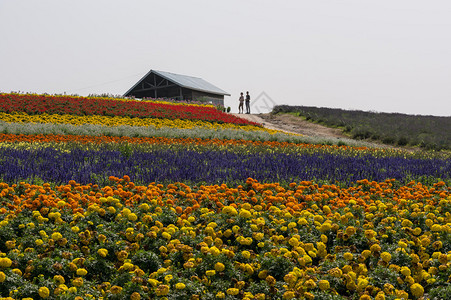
[
  {"left": 0, "top": 177, "right": 450, "bottom": 299},
  {"left": 1, "top": 135, "right": 450, "bottom": 186},
  {"left": 0, "top": 112, "right": 271, "bottom": 133},
  {"left": 0, "top": 94, "right": 260, "bottom": 126}
]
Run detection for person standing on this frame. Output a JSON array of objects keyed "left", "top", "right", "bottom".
[
  {"left": 245, "top": 91, "right": 251, "bottom": 114},
  {"left": 238, "top": 92, "right": 244, "bottom": 114}
]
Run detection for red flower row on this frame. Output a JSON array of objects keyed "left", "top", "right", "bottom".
[{"left": 0, "top": 94, "right": 260, "bottom": 126}]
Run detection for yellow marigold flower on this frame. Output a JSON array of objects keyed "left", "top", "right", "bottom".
[
  {"left": 265, "top": 275, "right": 276, "bottom": 286},
  {"left": 298, "top": 218, "right": 308, "bottom": 226},
  {"left": 72, "top": 277, "right": 83, "bottom": 287},
  {"left": 413, "top": 227, "right": 422, "bottom": 235},
  {"left": 242, "top": 250, "right": 251, "bottom": 259},
  {"left": 345, "top": 226, "right": 356, "bottom": 236},
  {"left": 304, "top": 279, "right": 317, "bottom": 289},
  {"left": 410, "top": 253, "right": 420, "bottom": 263},
  {"left": 395, "top": 289, "right": 409, "bottom": 299},
  {"left": 398, "top": 241, "right": 408, "bottom": 249},
  {"left": 328, "top": 267, "right": 342, "bottom": 277},
  {"left": 215, "top": 262, "right": 225, "bottom": 272},
  {"left": 222, "top": 206, "right": 237, "bottom": 216},
  {"left": 206, "top": 270, "right": 216, "bottom": 276},
  {"left": 304, "top": 292, "right": 315, "bottom": 300},
  {"left": 53, "top": 275, "right": 65, "bottom": 284},
  {"left": 370, "top": 244, "right": 381, "bottom": 252},
  {"left": 239, "top": 209, "right": 252, "bottom": 219},
  {"left": 318, "top": 280, "right": 330, "bottom": 290},
  {"left": 76, "top": 268, "right": 88, "bottom": 276},
  {"left": 282, "top": 291, "right": 296, "bottom": 299},
  {"left": 410, "top": 283, "right": 424, "bottom": 298},
  {"left": 161, "top": 232, "right": 171, "bottom": 240},
  {"left": 51, "top": 232, "right": 62, "bottom": 241},
  {"left": 361, "top": 250, "right": 371, "bottom": 259},
  {"left": 343, "top": 252, "right": 354, "bottom": 261},
  {"left": 0, "top": 257, "right": 12, "bottom": 268},
  {"left": 400, "top": 266, "right": 411, "bottom": 277},
  {"left": 12, "top": 268, "right": 21, "bottom": 276},
  {"left": 38, "top": 287, "right": 50, "bottom": 298},
  {"left": 227, "top": 288, "right": 240, "bottom": 296},
  {"left": 0, "top": 271, "right": 6, "bottom": 283},
  {"left": 97, "top": 248, "right": 108, "bottom": 257},
  {"left": 258, "top": 270, "right": 268, "bottom": 279},
  {"left": 255, "top": 293, "right": 265, "bottom": 300},
  {"left": 432, "top": 241, "right": 443, "bottom": 250},
  {"left": 110, "top": 285, "right": 123, "bottom": 294},
  {"left": 216, "top": 291, "right": 226, "bottom": 298},
  {"left": 128, "top": 213, "right": 138, "bottom": 221},
  {"left": 428, "top": 266, "right": 438, "bottom": 275},
  {"left": 288, "top": 237, "right": 299, "bottom": 247},
  {"left": 175, "top": 282, "right": 186, "bottom": 290},
  {"left": 381, "top": 252, "right": 392, "bottom": 263},
  {"left": 130, "top": 292, "right": 141, "bottom": 300},
  {"left": 359, "top": 295, "right": 371, "bottom": 300},
  {"left": 244, "top": 263, "right": 254, "bottom": 275}
]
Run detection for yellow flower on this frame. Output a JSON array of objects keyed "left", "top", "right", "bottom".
[
  {"left": 76, "top": 268, "right": 88, "bottom": 276},
  {"left": 110, "top": 285, "right": 123, "bottom": 294},
  {"left": 226, "top": 288, "right": 239, "bottom": 296},
  {"left": 130, "top": 292, "right": 141, "bottom": 300},
  {"left": 206, "top": 270, "right": 216, "bottom": 276},
  {"left": 370, "top": 244, "right": 381, "bottom": 252},
  {"left": 239, "top": 209, "right": 252, "bottom": 218},
  {"left": 345, "top": 226, "right": 356, "bottom": 236},
  {"left": 162, "top": 232, "right": 171, "bottom": 240},
  {"left": 38, "top": 287, "right": 50, "bottom": 298},
  {"left": 72, "top": 277, "right": 83, "bottom": 287},
  {"left": 175, "top": 282, "right": 186, "bottom": 290},
  {"left": 97, "top": 248, "right": 108, "bottom": 257},
  {"left": 242, "top": 250, "right": 251, "bottom": 259},
  {"left": 318, "top": 280, "right": 330, "bottom": 290},
  {"left": 128, "top": 213, "right": 138, "bottom": 221},
  {"left": 0, "top": 271, "right": 6, "bottom": 283},
  {"left": 343, "top": 252, "right": 354, "bottom": 261},
  {"left": 51, "top": 232, "right": 62, "bottom": 241},
  {"left": 400, "top": 266, "right": 411, "bottom": 277},
  {"left": 328, "top": 267, "right": 343, "bottom": 277},
  {"left": 304, "top": 279, "right": 317, "bottom": 289},
  {"left": 410, "top": 283, "right": 424, "bottom": 298},
  {"left": 155, "top": 284, "right": 170, "bottom": 296},
  {"left": 216, "top": 291, "right": 226, "bottom": 298},
  {"left": 381, "top": 252, "right": 391, "bottom": 263},
  {"left": 282, "top": 291, "right": 296, "bottom": 299},
  {"left": 0, "top": 257, "right": 12, "bottom": 268},
  {"left": 215, "top": 262, "right": 225, "bottom": 272}
]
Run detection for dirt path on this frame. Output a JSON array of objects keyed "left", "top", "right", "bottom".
[{"left": 233, "top": 113, "right": 348, "bottom": 138}]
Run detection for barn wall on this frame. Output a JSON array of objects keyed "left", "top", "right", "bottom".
[{"left": 191, "top": 91, "right": 224, "bottom": 107}]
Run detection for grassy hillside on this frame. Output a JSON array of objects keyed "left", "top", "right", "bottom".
[{"left": 272, "top": 105, "right": 451, "bottom": 150}]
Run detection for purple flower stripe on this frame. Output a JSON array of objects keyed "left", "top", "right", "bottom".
[{"left": 0, "top": 148, "right": 449, "bottom": 185}]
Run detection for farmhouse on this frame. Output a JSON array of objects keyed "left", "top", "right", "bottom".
[{"left": 124, "top": 69, "right": 230, "bottom": 106}]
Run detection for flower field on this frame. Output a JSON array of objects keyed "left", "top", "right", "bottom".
[{"left": 0, "top": 93, "right": 451, "bottom": 299}]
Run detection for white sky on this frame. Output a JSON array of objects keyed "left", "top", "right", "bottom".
[{"left": 1, "top": 0, "right": 451, "bottom": 116}]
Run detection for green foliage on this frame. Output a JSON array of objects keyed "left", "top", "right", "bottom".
[
  {"left": 428, "top": 284, "right": 451, "bottom": 300},
  {"left": 273, "top": 105, "right": 451, "bottom": 150},
  {"left": 131, "top": 250, "right": 162, "bottom": 273}
]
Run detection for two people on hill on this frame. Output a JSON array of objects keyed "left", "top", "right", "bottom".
[{"left": 238, "top": 91, "right": 251, "bottom": 114}]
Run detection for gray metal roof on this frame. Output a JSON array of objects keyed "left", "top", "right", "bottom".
[
  {"left": 153, "top": 70, "right": 230, "bottom": 96},
  {"left": 124, "top": 69, "right": 231, "bottom": 97}
]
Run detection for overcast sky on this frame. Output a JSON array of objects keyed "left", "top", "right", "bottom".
[{"left": 1, "top": 0, "right": 451, "bottom": 116}]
